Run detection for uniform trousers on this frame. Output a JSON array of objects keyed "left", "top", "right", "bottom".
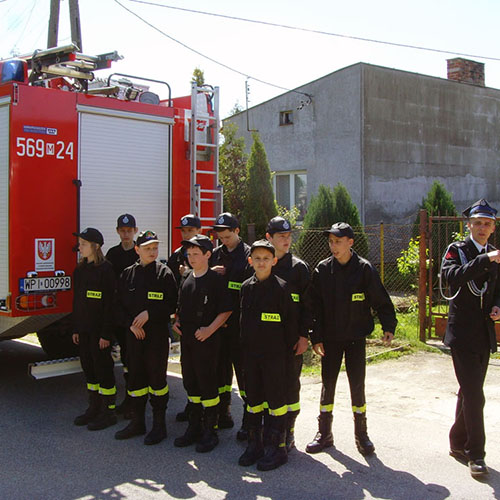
[
  {"left": 217, "top": 320, "right": 245, "bottom": 397},
  {"left": 78, "top": 331, "right": 115, "bottom": 393},
  {"left": 286, "top": 351, "right": 303, "bottom": 411},
  {"left": 126, "top": 328, "right": 169, "bottom": 410},
  {"left": 450, "top": 345, "right": 490, "bottom": 460},
  {"left": 181, "top": 330, "right": 220, "bottom": 407},
  {"left": 320, "top": 338, "right": 366, "bottom": 412}
]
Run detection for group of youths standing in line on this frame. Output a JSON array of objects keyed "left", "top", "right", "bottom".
[{"left": 71, "top": 199, "right": 499, "bottom": 477}]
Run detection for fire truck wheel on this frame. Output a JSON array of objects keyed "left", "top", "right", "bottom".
[{"left": 37, "top": 316, "right": 79, "bottom": 359}]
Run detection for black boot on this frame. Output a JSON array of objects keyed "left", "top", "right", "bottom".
[
  {"left": 306, "top": 413, "right": 334, "bottom": 454},
  {"left": 174, "top": 403, "right": 203, "bottom": 447},
  {"left": 354, "top": 413, "right": 375, "bottom": 456},
  {"left": 74, "top": 390, "right": 101, "bottom": 426},
  {"left": 116, "top": 394, "right": 133, "bottom": 420},
  {"left": 236, "top": 402, "right": 249, "bottom": 441},
  {"left": 88, "top": 393, "right": 117, "bottom": 431},
  {"left": 256, "top": 417, "right": 288, "bottom": 471},
  {"left": 218, "top": 392, "right": 234, "bottom": 429},
  {"left": 115, "top": 397, "right": 147, "bottom": 440},
  {"left": 144, "top": 409, "right": 167, "bottom": 445},
  {"left": 176, "top": 400, "right": 191, "bottom": 422},
  {"left": 285, "top": 410, "right": 299, "bottom": 452},
  {"left": 196, "top": 406, "right": 219, "bottom": 453},
  {"left": 238, "top": 414, "right": 264, "bottom": 466}
]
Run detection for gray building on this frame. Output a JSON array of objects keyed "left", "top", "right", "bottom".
[{"left": 225, "top": 59, "right": 500, "bottom": 224}]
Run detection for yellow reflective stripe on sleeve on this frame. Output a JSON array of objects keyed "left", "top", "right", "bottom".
[
  {"left": 99, "top": 386, "right": 117, "bottom": 396},
  {"left": 86, "top": 290, "right": 102, "bottom": 299},
  {"left": 218, "top": 384, "right": 232, "bottom": 394},
  {"left": 261, "top": 312, "right": 281, "bottom": 322},
  {"left": 263, "top": 401, "right": 269, "bottom": 409},
  {"left": 228, "top": 281, "right": 242, "bottom": 290},
  {"left": 288, "top": 402, "right": 300, "bottom": 411},
  {"left": 239, "top": 389, "right": 246, "bottom": 398},
  {"left": 188, "top": 395, "right": 201, "bottom": 404},
  {"left": 269, "top": 405, "right": 288, "bottom": 417},
  {"left": 352, "top": 293, "right": 365, "bottom": 301},
  {"left": 128, "top": 387, "right": 149, "bottom": 397},
  {"left": 87, "top": 383, "right": 100, "bottom": 392},
  {"left": 291, "top": 293, "right": 300, "bottom": 302},
  {"left": 247, "top": 403, "right": 265, "bottom": 414},
  {"left": 320, "top": 404, "right": 334, "bottom": 412},
  {"left": 148, "top": 291, "right": 164, "bottom": 300},
  {"left": 352, "top": 404, "right": 366, "bottom": 414},
  {"left": 149, "top": 385, "right": 169, "bottom": 396},
  {"left": 202, "top": 396, "right": 220, "bottom": 408}
]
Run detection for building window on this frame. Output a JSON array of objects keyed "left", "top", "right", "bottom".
[
  {"left": 274, "top": 172, "right": 307, "bottom": 221},
  {"left": 279, "top": 110, "right": 293, "bottom": 126}
]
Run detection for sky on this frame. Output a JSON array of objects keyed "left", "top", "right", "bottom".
[{"left": 2, "top": 0, "right": 500, "bottom": 118}]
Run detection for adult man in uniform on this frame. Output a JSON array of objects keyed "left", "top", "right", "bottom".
[{"left": 441, "top": 199, "right": 500, "bottom": 477}]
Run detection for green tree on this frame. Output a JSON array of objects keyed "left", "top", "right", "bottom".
[
  {"left": 240, "top": 133, "right": 278, "bottom": 240},
  {"left": 192, "top": 67, "right": 205, "bottom": 86},
  {"left": 219, "top": 123, "right": 248, "bottom": 221}
]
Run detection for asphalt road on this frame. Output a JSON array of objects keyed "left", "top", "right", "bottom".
[{"left": 1, "top": 340, "right": 499, "bottom": 500}]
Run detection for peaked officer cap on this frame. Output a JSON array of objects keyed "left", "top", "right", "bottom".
[{"left": 462, "top": 199, "right": 498, "bottom": 220}]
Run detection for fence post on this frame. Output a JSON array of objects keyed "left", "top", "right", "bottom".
[
  {"left": 418, "top": 209, "right": 428, "bottom": 342},
  {"left": 379, "top": 221, "right": 384, "bottom": 284}
]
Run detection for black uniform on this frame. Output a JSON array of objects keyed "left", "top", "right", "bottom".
[
  {"left": 177, "top": 269, "right": 233, "bottom": 408},
  {"left": 441, "top": 236, "right": 500, "bottom": 460},
  {"left": 117, "top": 261, "right": 177, "bottom": 413},
  {"left": 167, "top": 246, "right": 192, "bottom": 286},
  {"left": 73, "top": 259, "right": 116, "bottom": 400},
  {"left": 309, "top": 251, "right": 397, "bottom": 415},
  {"left": 210, "top": 240, "right": 252, "bottom": 400}
]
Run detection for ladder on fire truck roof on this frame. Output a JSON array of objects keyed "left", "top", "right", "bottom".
[{"left": 190, "top": 82, "right": 223, "bottom": 229}]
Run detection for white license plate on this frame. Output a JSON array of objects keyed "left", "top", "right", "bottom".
[{"left": 20, "top": 276, "right": 71, "bottom": 293}]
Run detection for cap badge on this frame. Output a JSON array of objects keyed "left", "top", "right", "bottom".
[
  {"left": 283, "top": 221, "right": 290, "bottom": 230},
  {"left": 181, "top": 217, "right": 188, "bottom": 226},
  {"left": 123, "top": 216, "right": 129, "bottom": 223},
  {"left": 217, "top": 216, "right": 225, "bottom": 224},
  {"left": 481, "top": 200, "right": 486, "bottom": 206}
]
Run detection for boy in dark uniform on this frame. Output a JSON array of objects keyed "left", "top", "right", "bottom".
[
  {"left": 211, "top": 212, "right": 252, "bottom": 436},
  {"left": 173, "top": 235, "right": 232, "bottom": 452},
  {"left": 266, "top": 216, "right": 312, "bottom": 451},
  {"left": 239, "top": 240, "right": 299, "bottom": 471},
  {"left": 306, "top": 222, "right": 397, "bottom": 457},
  {"left": 106, "top": 214, "right": 138, "bottom": 418},
  {"left": 115, "top": 230, "right": 178, "bottom": 445},
  {"left": 441, "top": 199, "right": 500, "bottom": 477}
]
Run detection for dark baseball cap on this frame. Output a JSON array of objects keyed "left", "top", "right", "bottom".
[
  {"left": 213, "top": 212, "right": 239, "bottom": 230},
  {"left": 250, "top": 239, "right": 276, "bottom": 256},
  {"left": 73, "top": 227, "right": 104, "bottom": 246},
  {"left": 176, "top": 214, "right": 201, "bottom": 229},
  {"left": 136, "top": 230, "right": 160, "bottom": 247},
  {"left": 117, "top": 213, "right": 136, "bottom": 228},
  {"left": 462, "top": 199, "right": 497, "bottom": 220},
  {"left": 267, "top": 216, "right": 292, "bottom": 235},
  {"left": 181, "top": 234, "right": 213, "bottom": 253},
  {"left": 323, "top": 222, "right": 355, "bottom": 239}
]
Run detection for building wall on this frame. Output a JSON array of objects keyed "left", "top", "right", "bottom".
[{"left": 363, "top": 65, "right": 500, "bottom": 224}]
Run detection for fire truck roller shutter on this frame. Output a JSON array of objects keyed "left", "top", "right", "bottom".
[
  {"left": 0, "top": 98, "right": 9, "bottom": 308},
  {"left": 77, "top": 108, "right": 173, "bottom": 258}
]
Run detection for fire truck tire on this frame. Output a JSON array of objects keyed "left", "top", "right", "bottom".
[{"left": 37, "top": 315, "right": 78, "bottom": 359}]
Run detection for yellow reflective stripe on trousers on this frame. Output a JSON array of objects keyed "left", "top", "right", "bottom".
[
  {"left": 269, "top": 405, "right": 288, "bottom": 417},
  {"left": 288, "top": 402, "right": 300, "bottom": 411},
  {"left": 99, "top": 386, "right": 117, "bottom": 396},
  {"left": 218, "top": 385, "right": 232, "bottom": 394},
  {"left": 87, "top": 383, "right": 100, "bottom": 392},
  {"left": 320, "top": 404, "right": 334, "bottom": 412},
  {"left": 247, "top": 403, "right": 265, "bottom": 414},
  {"left": 149, "top": 385, "right": 169, "bottom": 396},
  {"left": 128, "top": 387, "right": 149, "bottom": 397},
  {"left": 188, "top": 395, "right": 201, "bottom": 404},
  {"left": 202, "top": 396, "right": 220, "bottom": 408},
  {"left": 352, "top": 404, "right": 366, "bottom": 414}
]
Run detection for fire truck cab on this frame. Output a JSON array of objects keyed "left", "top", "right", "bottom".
[{"left": 0, "top": 45, "right": 221, "bottom": 357}]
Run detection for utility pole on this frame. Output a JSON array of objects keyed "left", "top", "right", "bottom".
[{"left": 47, "top": 0, "right": 60, "bottom": 48}]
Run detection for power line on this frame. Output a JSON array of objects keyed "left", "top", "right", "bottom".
[
  {"left": 128, "top": 0, "right": 500, "bottom": 63},
  {"left": 112, "top": 0, "right": 313, "bottom": 98}
]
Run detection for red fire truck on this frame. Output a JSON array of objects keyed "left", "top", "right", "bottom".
[{"left": 0, "top": 44, "right": 222, "bottom": 357}]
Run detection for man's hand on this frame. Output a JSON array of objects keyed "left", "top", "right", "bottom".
[
  {"left": 490, "top": 306, "right": 500, "bottom": 321},
  {"left": 382, "top": 331, "right": 394, "bottom": 346},
  {"left": 195, "top": 326, "right": 213, "bottom": 342},
  {"left": 132, "top": 310, "right": 149, "bottom": 328},
  {"left": 313, "top": 342, "right": 325, "bottom": 357},
  {"left": 172, "top": 319, "right": 182, "bottom": 336},
  {"left": 130, "top": 324, "right": 146, "bottom": 340},
  {"left": 487, "top": 250, "right": 500, "bottom": 263},
  {"left": 294, "top": 336, "right": 309, "bottom": 355},
  {"left": 72, "top": 333, "right": 79, "bottom": 345},
  {"left": 99, "top": 338, "right": 110, "bottom": 350},
  {"left": 211, "top": 265, "right": 226, "bottom": 275}
]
